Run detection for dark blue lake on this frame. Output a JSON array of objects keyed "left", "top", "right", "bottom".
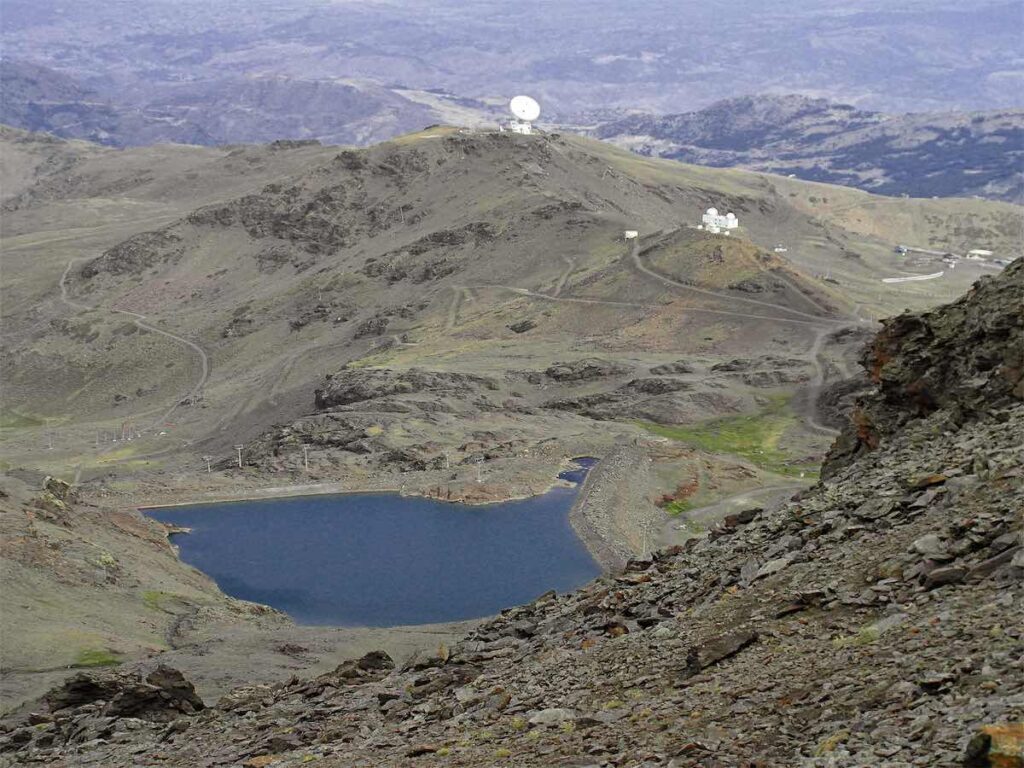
[{"left": 145, "top": 462, "right": 599, "bottom": 627}]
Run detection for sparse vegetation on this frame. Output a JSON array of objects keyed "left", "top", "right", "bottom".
[
  {"left": 639, "top": 397, "right": 819, "bottom": 477},
  {"left": 96, "top": 552, "right": 117, "bottom": 568},
  {"left": 0, "top": 409, "right": 45, "bottom": 429},
  {"left": 74, "top": 648, "right": 121, "bottom": 668},
  {"left": 662, "top": 499, "right": 693, "bottom": 516}
]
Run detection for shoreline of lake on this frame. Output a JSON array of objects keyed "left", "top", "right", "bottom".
[
  {"left": 140, "top": 457, "right": 621, "bottom": 573},
  {"left": 145, "top": 462, "right": 602, "bottom": 628}
]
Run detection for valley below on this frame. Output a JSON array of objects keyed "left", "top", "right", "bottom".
[{"left": 0, "top": 122, "right": 1021, "bottom": 766}]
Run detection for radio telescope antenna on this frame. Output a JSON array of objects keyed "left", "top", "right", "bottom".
[{"left": 507, "top": 95, "right": 540, "bottom": 135}]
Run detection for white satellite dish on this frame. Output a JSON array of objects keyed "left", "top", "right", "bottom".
[{"left": 510, "top": 95, "right": 541, "bottom": 122}]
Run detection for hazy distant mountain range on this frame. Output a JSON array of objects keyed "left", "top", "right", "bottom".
[
  {"left": 0, "top": 59, "right": 455, "bottom": 147},
  {"left": 4, "top": 58, "right": 1021, "bottom": 202},
  {"left": 2, "top": 0, "right": 1021, "bottom": 116},
  {"left": 2, "top": 0, "right": 1022, "bottom": 201},
  {"left": 594, "top": 95, "right": 1024, "bottom": 202}
]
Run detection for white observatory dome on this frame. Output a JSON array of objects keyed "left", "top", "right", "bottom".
[
  {"left": 726, "top": 212, "right": 736, "bottom": 220},
  {"left": 706, "top": 207, "right": 718, "bottom": 216}
]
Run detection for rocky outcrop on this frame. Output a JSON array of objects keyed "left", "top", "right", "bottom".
[
  {"left": 42, "top": 665, "right": 204, "bottom": 722},
  {"left": 314, "top": 367, "right": 499, "bottom": 411},
  {"left": 649, "top": 360, "right": 696, "bottom": 375},
  {"left": 80, "top": 229, "right": 183, "bottom": 277},
  {"left": 824, "top": 260, "right": 1023, "bottom": 477},
  {"left": 544, "top": 358, "right": 632, "bottom": 382}
]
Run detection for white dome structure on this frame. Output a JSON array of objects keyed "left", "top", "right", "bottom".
[{"left": 701, "top": 207, "right": 740, "bottom": 234}]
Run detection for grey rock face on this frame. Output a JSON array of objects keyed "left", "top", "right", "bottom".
[{"left": 824, "top": 259, "right": 1024, "bottom": 477}]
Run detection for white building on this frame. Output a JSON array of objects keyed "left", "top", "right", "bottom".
[
  {"left": 505, "top": 119, "right": 534, "bottom": 135},
  {"left": 700, "top": 208, "right": 739, "bottom": 234}
]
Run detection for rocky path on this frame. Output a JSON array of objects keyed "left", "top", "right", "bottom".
[{"left": 803, "top": 327, "right": 843, "bottom": 436}]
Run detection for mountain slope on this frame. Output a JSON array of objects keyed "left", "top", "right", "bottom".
[
  {"left": 0, "top": 59, "right": 449, "bottom": 147},
  {"left": 5, "top": 262, "right": 1021, "bottom": 768},
  {"left": 4, "top": 126, "right": 1020, "bottom": 499},
  {"left": 2, "top": 127, "right": 1020, "bottom": 712},
  {"left": 595, "top": 95, "right": 1024, "bottom": 202},
  {"left": 0, "top": 60, "right": 120, "bottom": 144}
]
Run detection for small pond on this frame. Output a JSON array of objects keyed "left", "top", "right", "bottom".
[{"left": 145, "top": 460, "right": 599, "bottom": 626}]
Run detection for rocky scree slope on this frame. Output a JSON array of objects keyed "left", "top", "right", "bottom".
[
  {"left": 3, "top": 265, "right": 1022, "bottom": 766},
  {"left": 595, "top": 95, "right": 1024, "bottom": 202},
  {"left": 824, "top": 258, "right": 1024, "bottom": 477}
]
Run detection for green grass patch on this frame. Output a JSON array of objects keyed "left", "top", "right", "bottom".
[
  {"left": 142, "top": 589, "right": 192, "bottom": 613},
  {"left": 663, "top": 499, "right": 693, "bottom": 516},
  {"left": 639, "top": 398, "right": 818, "bottom": 477},
  {"left": 0, "top": 409, "right": 45, "bottom": 428},
  {"left": 75, "top": 648, "right": 122, "bottom": 668}
]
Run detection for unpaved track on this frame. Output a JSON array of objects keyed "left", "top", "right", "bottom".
[
  {"left": 628, "top": 239, "right": 841, "bottom": 324},
  {"left": 770, "top": 268, "right": 837, "bottom": 317},
  {"left": 479, "top": 283, "right": 828, "bottom": 327},
  {"left": 563, "top": 240, "right": 853, "bottom": 560},
  {"left": 445, "top": 286, "right": 473, "bottom": 332},
  {"left": 803, "top": 328, "right": 842, "bottom": 436},
  {"left": 659, "top": 483, "right": 807, "bottom": 547},
  {"left": 58, "top": 258, "right": 210, "bottom": 437},
  {"left": 625, "top": 238, "right": 848, "bottom": 434},
  {"left": 552, "top": 256, "right": 575, "bottom": 297}
]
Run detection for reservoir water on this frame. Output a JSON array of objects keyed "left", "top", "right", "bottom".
[{"left": 145, "top": 461, "right": 599, "bottom": 627}]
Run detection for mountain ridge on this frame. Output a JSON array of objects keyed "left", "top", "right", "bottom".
[{"left": 594, "top": 94, "right": 1024, "bottom": 202}]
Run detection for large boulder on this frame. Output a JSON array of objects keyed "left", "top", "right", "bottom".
[{"left": 44, "top": 665, "right": 205, "bottom": 722}]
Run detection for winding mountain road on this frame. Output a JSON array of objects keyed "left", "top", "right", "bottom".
[{"left": 59, "top": 257, "right": 210, "bottom": 434}]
